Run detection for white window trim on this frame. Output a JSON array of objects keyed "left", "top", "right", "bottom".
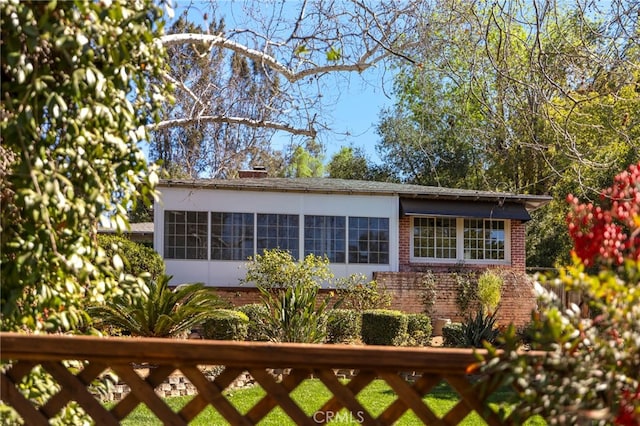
[{"left": 410, "top": 216, "right": 511, "bottom": 265}]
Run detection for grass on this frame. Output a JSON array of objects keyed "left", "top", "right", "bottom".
[{"left": 111, "top": 379, "right": 546, "bottom": 425}]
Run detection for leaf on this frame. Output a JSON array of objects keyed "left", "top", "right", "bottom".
[{"left": 326, "top": 46, "right": 341, "bottom": 61}]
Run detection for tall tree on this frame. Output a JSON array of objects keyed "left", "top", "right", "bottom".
[
  {"left": 327, "top": 146, "right": 398, "bottom": 181},
  {"left": 376, "top": 0, "right": 639, "bottom": 266},
  {"left": 150, "top": 13, "right": 285, "bottom": 178}
]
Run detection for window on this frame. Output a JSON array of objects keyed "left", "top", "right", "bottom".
[
  {"left": 304, "top": 215, "right": 345, "bottom": 263},
  {"left": 349, "top": 217, "right": 389, "bottom": 264},
  {"left": 164, "top": 211, "right": 208, "bottom": 259},
  {"left": 210, "top": 212, "right": 254, "bottom": 260},
  {"left": 464, "top": 219, "right": 505, "bottom": 260},
  {"left": 257, "top": 214, "right": 299, "bottom": 257},
  {"left": 412, "top": 217, "right": 508, "bottom": 262},
  {"left": 413, "top": 217, "right": 457, "bottom": 259}
]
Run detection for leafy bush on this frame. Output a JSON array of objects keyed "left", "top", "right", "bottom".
[
  {"left": 326, "top": 309, "right": 361, "bottom": 344},
  {"left": 242, "top": 249, "right": 341, "bottom": 343},
  {"left": 258, "top": 283, "right": 335, "bottom": 343},
  {"left": 442, "top": 322, "right": 464, "bottom": 348},
  {"left": 89, "top": 275, "right": 227, "bottom": 338},
  {"left": 334, "top": 274, "right": 391, "bottom": 311},
  {"left": 241, "top": 248, "right": 333, "bottom": 289},
  {"left": 237, "top": 304, "right": 270, "bottom": 341},
  {"left": 203, "top": 309, "right": 249, "bottom": 341},
  {"left": 460, "top": 309, "right": 500, "bottom": 348},
  {"left": 97, "top": 234, "right": 165, "bottom": 281},
  {"left": 479, "top": 162, "right": 640, "bottom": 424},
  {"left": 360, "top": 309, "right": 408, "bottom": 346},
  {"left": 405, "top": 313, "right": 432, "bottom": 347},
  {"left": 476, "top": 270, "right": 503, "bottom": 313}
]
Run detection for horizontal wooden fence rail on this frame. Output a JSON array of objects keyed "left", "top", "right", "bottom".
[{"left": 1, "top": 333, "right": 531, "bottom": 425}]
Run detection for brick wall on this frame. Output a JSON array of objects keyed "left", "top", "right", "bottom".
[{"left": 374, "top": 269, "right": 536, "bottom": 327}]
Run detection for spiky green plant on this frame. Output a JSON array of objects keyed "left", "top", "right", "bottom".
[{"left": 89, "top": 275, "right": 227, "bottom": 338}]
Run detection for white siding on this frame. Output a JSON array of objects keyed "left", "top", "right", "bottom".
[{"left": 155, "top": 187, "right": 399, "bottom": 287}]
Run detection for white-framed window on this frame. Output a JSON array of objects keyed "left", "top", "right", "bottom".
[
  {"left": 411, "top": 217, "right": 509, "bottom": 263},
  {"left": 164, "top": 210, "right": 208, "bottom": 260}
]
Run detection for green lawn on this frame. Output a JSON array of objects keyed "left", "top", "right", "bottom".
[{"left": 112, "top": 379, "right": 546, "bottom": 425}]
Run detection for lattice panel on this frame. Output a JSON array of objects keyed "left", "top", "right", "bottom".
[{"left": 1, "top": 333, "right": 539, "bottom": 425}]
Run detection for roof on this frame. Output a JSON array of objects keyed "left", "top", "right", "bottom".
[
  {"left": 99, "top": 222, "right": 154, "bottom": 234},
  {"left": 159, "top": 178, "right": 552, "bottom": 212}
]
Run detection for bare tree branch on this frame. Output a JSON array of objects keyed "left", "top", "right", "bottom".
[{"left": 153, "top": 115, "right": 316, "bottom": 138}]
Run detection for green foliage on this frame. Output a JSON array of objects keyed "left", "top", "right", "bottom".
[
  {"left": 360, "top": 309, "right": 408, "bottom": 346},
  {"left": 442, "top": 322, "right": 464, "bottom": 348},
  {"left": 454, "top": 272, "right": 478, "bottom": 316},
  {"left": 236, "top": 304, "right": 270, "bottom": 341},
  {"left": 419, "top": 271, "right": 437, "bottom": 316},
  {"left": 202, "top": 309, "right": 249, "bottom": 341},
  {"left": 325, "top": 309, "right": 362, "bottom": 344},
  {"left": 479, "top": 165, "right": 640, "bottom": 424},
  {"left": 97, "top": 234, "right": 165, "bottom": 281},
  {"left": 89, "top": 275, "right": 226, "bottom": 338},
  {"left": 284, "top": 140, "right": 324, "bottom": 178},
  {"left": 460, "top": 309, "right": 500, "bottom": 349},
  {"left": 476, "top": 271, "right": 503, "bottom": 313},
  {"left": 0, "top": 0, "right": 170, "bottom": 333},
  {"left": 257, "top": 282, "right": 335, "bottom": 343},
  {"left": 405, "top": 313, "right": 432, "bottom": 347},
  {"left": 334, "top": 274, "right": 392, "bottom": 312},
  {"left": 241, "top": 249, "right": 333, "bottom": 289}
]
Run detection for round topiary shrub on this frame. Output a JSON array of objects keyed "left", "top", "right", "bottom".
[
  {"left": 236, "top": 304, "right": 270, "bottom": 341},
  {"left": 442, "top": 322, "right": 464, "bottom": 347},
  {"left": 360, "top": 309, "right": 408, "bottom": 346},
  {"left": 202, "top": 309, "right": 249, "bottom": 341},
  {"left": 405, "top": 313, "right": 432, "bottom": 346},
  {"left": 97, "top": 234, "right": 165, "bottom": 280},
  {"left": 326, "top": 309, "right": 361, "bottom": 344}
]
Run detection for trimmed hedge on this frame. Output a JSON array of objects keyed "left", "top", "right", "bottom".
[
  {"left": 202, "top": 309, "right": 249, "bottom": 341},
  {"left": 405, "top": 313, "right": 432, "bottom": 347},
  {"left": 97, "top": 234, "right": 165, "bottom": 280},
  {"left": 236, "top": 304, "right": 270, "bottom": 341},
  {"left": 326, "top": 309, "right": 361, "bottom": 344},
  {"left": 361, "top": 309, "right": 408, "bottom": 346},
  {"left": 442, "top": 322, "right": 464, "bottom": 347}
]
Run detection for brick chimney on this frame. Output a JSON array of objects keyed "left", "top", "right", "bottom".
[{"left": 238, "top": 166, "right": 268, "bottom": 178}]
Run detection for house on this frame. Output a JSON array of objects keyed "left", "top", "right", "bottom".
[{"left": 154, "top": 173, "right": 551, "bottom": 325}]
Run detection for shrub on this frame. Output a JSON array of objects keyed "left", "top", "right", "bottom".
[
  {"left": 202, "top": 309, "right": 249, "bottom": 341},
  {"left": 477, "top": 270, "right": 503, "bottom": 313},
  {"left": 479, "top": 162, "right": 640, "bottom": 424},
  {"left": 241, "top": 248, "right": 333, "bottom": 289},
  {"left": 97, "top": 234, "right": 165, "bottom": 281},
  {"left": 361, "top": 309, "right": 408, "bottom": 346},
  {"left": 242, "top": 249, "right": 341, "bottom": 343},
  {"left": 237, "top": 304, "right": 270, "bottom": 341},
  {"left": 460, "top": 309, "right": 500, "bottom": 348},
  {"left": 334, "top": 275, "right": 392, "bottom": 311},
  {"left": 89, "top": 275, "right": 227, "bottom": 338},
  {"left": 258, "top": 283, "right": 335, "bottom": 343},
  {"left": 405, "top": 313, "right": 432, "bottom": 347},
  {"left": 442, "top": 322, "right": 464, "bottom": 348},
  {"left": 326, "top": 309, "right": 361, "bottom": 344}
]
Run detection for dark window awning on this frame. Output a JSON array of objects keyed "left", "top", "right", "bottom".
[{"left": 399, "top": 198, "right": 532, "bottom": 221}]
